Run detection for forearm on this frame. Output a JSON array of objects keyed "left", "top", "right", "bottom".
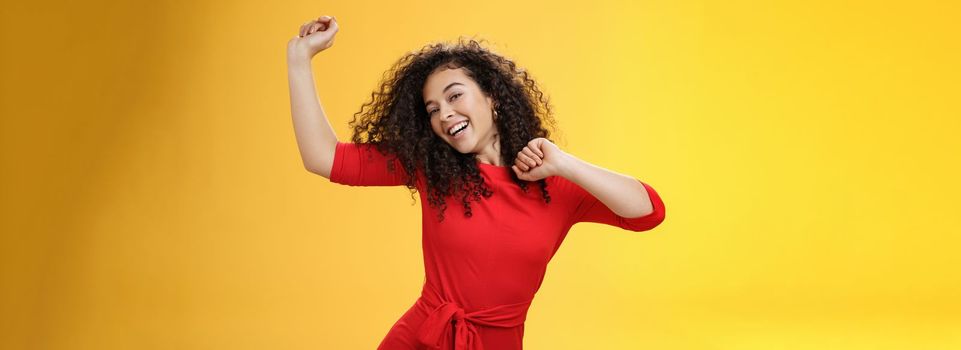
[
  {"left": 288, "top": 56, "right": 338, "bottom": 177},
  {"left": 559, "top": 153, "right": 654, "bottom": 218}
]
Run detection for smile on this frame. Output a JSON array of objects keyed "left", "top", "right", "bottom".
[{"left": 447, "top": 120, "right": 469, "bottom": 137}]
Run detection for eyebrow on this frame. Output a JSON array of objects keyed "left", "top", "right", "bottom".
[{"left": 424, "top": 82, "right": 465, "bottom": 106}]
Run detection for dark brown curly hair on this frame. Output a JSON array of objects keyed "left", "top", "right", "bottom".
[{"left": 348, "top": 37, "right": 559, "bottom": 222}]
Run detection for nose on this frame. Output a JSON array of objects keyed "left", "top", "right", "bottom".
[{"left": 439, "top": 104, "right": 455, "bottom": 120}]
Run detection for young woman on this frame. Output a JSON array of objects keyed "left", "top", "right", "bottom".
[{"left": 288, "top": 15, "right": 666, "bottom": 350}]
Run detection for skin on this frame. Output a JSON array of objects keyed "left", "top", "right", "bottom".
[
  {"left": 422, "top": 67, "right": 502, "bottom": 166},
  {"left": 291, "top": 15, "right": 657, "bottom": 218}
]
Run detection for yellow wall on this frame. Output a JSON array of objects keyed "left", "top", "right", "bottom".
[{"left": 2, "top": 0, "right": 958, "bottom": 349}]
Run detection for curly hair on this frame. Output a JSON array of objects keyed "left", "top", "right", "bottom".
[{"left": 348, "top": 37, "right": 559, "bottom": 222}]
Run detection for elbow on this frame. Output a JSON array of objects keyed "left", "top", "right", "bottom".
[
  {"left": 303, "top": 143, "right": 338, "bottom": 179},
  {"left": 622, "top": 200, "right": 666, "bottom": 232},
  {"left": 304, "top": 162, "right": 332, "bottom": 179},
  {"left": 625, "top": 180, "right": 666, "bottom": 231}
]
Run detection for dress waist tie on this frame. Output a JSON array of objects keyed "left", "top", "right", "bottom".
[{"left": 415, "top": 298, "right": 532, "bottom": 350}]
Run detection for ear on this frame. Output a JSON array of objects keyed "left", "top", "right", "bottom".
[{"left": 486, "top": 96, "right": 498, "bottom": 119}]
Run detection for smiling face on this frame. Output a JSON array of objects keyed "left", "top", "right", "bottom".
[{"left": 423, "top": 67, "right": 498, "bottom": 157}]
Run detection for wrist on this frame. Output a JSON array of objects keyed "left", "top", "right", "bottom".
[
  {"left": 557, "top": 151, "right": 580, "bottom": 180},
  {"left": 287, "top": 52, "right": 311, "bottom": 66}
]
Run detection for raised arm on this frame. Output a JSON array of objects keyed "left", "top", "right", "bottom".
[{"left": 287, "top": 15, "right": 340, "bottom": 178}]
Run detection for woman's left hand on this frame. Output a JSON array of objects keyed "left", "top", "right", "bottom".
[{"left": 511, "top": 138, "right": 570, "bottom": 181}]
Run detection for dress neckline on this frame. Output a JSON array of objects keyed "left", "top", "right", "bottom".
[{"left": 477, "top": 162, "right": 513, "bottom": 180}]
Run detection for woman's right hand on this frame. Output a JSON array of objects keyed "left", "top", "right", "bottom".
[{"left": 287, "top": 15, "right": 339, "bottom": 62}]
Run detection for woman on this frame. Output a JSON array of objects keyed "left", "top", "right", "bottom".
[{"left": 288, "top": 15, "right": 666, "bottom": 350}]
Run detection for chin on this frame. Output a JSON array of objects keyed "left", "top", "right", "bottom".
[{"left": 448, "top": 140, "right": 474, "bottom": 154}]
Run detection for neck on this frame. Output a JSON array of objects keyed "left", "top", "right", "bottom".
[{"left": 474, "top": 132, "right": 503, "bottom": 166}]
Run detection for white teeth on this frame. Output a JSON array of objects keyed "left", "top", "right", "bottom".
[{"left": 448, "top": 121, "right": 469, "bottom": 135}]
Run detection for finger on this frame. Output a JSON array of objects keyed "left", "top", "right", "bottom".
[
  {"left": 308, "top": 22, "right": 322, "bottom": 35},
  {"left": 518, "top": 154, "right": 537, "bottom": 171},
  {"left": 521, "top": 148, "right": 541, "bottom": 165},
  {"left": 320, "top": 15, "right": 335, "bottom": 30},
  {"left": 515, "top": 158, "right": 530, "bottom": 171},
  {"left": 512, "top": 165, "right": 522, "bottom": 176},
  {"left": 516, "top": 153, "right": 530, "bottom": 168},
  {"left": 516, "top": 160, "right": 528, "bottom": 171},
  {"left": 520, "top": 153, "right": 538, "bottom": 168},
  {"left": 314, "top": 17, "right": 329, "bottom": 32},
  {"left": 299, "top": 20, "right": 313, "bottom": 37},
  {"left": 528, "top": 143, "right": 544, "bottom": 157},
  {"left": 303, "top": 20, "right": 317, "bottom": 37},
  {"left": 327, "top": 16, "right": 339, "bottom": 32}
]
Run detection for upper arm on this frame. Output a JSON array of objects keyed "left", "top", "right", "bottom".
[
  {"left": 323, "top": 141, "right": 411, "bottom": 187},
  {"left": 569, "top": 179, "right": 666, "bottom": 232}
]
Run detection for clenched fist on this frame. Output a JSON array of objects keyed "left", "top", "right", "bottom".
[
  {"left": 511, "top": 138, "right": 572, "bottom": 181},
  {"left": 287, "top": 15, "right": 339, "bottom": 62}
]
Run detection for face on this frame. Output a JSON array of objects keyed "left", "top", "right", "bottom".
[{"left": 422, "top": 67, "right": 497, "bottom": 154}]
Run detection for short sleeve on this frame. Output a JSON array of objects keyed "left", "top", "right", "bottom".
[
  {"left": 570, "top": 179, "right": 666, "bottom": 232},
  {"left": 329, "top": 141, "right": 411, "bottom": 187}
]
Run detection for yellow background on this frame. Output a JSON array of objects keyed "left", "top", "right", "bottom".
[{"left": 2, "top": 0, "right": 959, "bottom": 349}]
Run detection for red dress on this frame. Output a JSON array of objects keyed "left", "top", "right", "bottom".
[{"left": 329, "top": 142, "right": 666, "bottom": 350}]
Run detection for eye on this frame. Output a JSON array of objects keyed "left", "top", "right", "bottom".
[{"left": 427, "top": 93, "right": 462, "bottom": 115}]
